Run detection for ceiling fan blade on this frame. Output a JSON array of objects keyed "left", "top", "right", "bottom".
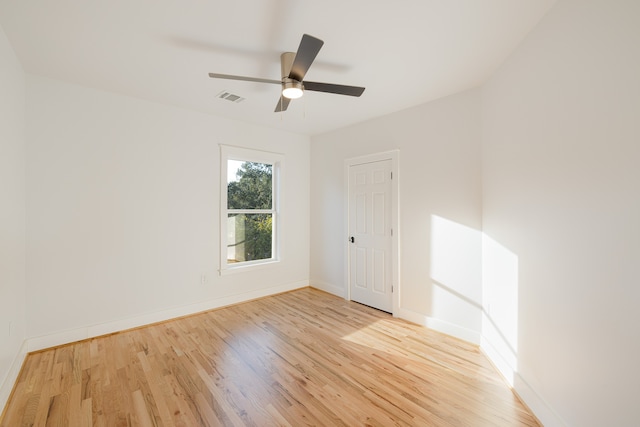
[
  {"left": 208, "top": 73, "right": 281, "bottom": 85},
  {"left": 288, "top": 34, "right": 324, "bottom": 82},
  {"left": 303, "top": 81, "right": 365, "bottom": 97},
  {"left": 274, "top": 95, "right": 291, "bottom": 112}
]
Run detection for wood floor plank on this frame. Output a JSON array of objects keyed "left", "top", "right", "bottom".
[{"left": 1, "top": 288, "right": 540, "bottom": 426}]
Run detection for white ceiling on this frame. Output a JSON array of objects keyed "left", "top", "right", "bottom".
[{"left": 0, "top": 0, "right": 557, "bottom": 136}]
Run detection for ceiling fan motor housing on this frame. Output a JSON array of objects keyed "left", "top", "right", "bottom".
[
  {"left": 281, "top": 52, "right": 303, "bottom": 99},
  {"left": 281, "top": 52, "right": 296, "bottom": 79}
]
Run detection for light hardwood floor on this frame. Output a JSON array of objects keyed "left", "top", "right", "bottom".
[{"left": 1, "top": 288, "right": 539, "bottom": 426}]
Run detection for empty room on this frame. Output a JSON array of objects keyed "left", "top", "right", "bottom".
[{"left": 1, "top": 1, "right": 638, "bottom": 426}]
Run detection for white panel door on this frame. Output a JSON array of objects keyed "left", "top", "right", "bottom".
[{"left": 348, "top": 159, "right": 393, "bottom": 312}]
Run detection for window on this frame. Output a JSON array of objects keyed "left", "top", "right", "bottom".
[{"left": 220, "top": 145, "right": 282, "bottom": 273}]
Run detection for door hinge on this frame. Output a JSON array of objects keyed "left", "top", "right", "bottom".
[
  {"left": 391, "top": 171, "right": 393, "bottom": 179},
  {"left": 391, "top": 228, "right": 393, "bottom": 236},
  {"left": 392, "top": 285, "right": 394, "bottom": 293}
]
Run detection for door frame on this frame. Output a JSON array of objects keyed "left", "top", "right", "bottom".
[{"left": 344, "top": 150, "right": 400, "bottom": 315}]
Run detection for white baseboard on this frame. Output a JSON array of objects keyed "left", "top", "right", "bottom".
[
  {"left": 27, "top": 281, "right": 308, "bottom": 352},
  {"left": 309, "top": 279, "right": 346, "bottom": 299},
  {"left": 480, "top": 336, "right": 516, "bottom": 386},
  {"left": 395, "top": 306, "right": 481, "bottom": 344},
  {"left": 0, "top": 340, "right": 28, "bottom": 415},
  {"left": 513, "top": 373, "right": 567, "bottom": 427},
  {"left": 480, "top": 338, "right": 566, "bottom": 427}
]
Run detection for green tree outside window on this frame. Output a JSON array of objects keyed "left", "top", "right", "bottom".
[{"left": 227, "top": 162, "right": 273, "bottom": 262}]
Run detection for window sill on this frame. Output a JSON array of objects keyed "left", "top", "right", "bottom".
[{"left": 219, "top": 259, "right": 280, "bottom": 276}]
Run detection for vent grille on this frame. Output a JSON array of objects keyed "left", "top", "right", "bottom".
[{"left": 217, "top": 90, "right": 245, "bottom": 103}]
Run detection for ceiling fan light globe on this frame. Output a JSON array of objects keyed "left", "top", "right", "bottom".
[
  {"left": 282, "top": 79, "right": 304, "bottom": 99},
  {"left": 282, "top": 87, "right": 303, "bottom": 99}
]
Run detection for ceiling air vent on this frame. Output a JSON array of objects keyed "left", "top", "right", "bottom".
[{"left": 217, "top": 90, "right": 245, "bottom": 103}]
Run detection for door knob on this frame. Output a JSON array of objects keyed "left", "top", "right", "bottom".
[{"left": 349, "top": 236, "right": 355, "bottom": 243}]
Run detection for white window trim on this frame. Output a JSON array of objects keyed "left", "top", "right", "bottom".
[{"left": 219, "top": 145, "right": 283, "bottom": 275}]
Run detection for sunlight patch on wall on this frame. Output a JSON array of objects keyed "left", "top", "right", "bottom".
[
  {"left": 482, "top": 234, "right": 519, "bottom": 385},
  {"left": 429, "top": 215, "right": 520, "bottom": 385},
  {"left": 429, "top": 215, "right": 482, "bottom": 329}
]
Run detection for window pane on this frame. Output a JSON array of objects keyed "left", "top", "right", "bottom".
[
  {"left": 227, "top": 161, "right": 272, "bottom": 209},
  {"left": 227, "top": 213, "right": 273, "bottom": 262}
]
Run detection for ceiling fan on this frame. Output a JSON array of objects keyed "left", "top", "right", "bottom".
[{"left": 208, "top": 34, "right": 365, "bottom": 112}]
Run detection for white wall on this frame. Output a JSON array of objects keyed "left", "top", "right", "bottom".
[
  {"left": 311, "top": 89, "right": 483, "bottom": 342},
  {"left": 0, "top": 25, "right": 27, "bottom": 409},
  {"left": 25, "top": 75, "right": 310, "bottom": 347},
  {"left": 482, "top": 0, "right": 640, "bottom": 425}
]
